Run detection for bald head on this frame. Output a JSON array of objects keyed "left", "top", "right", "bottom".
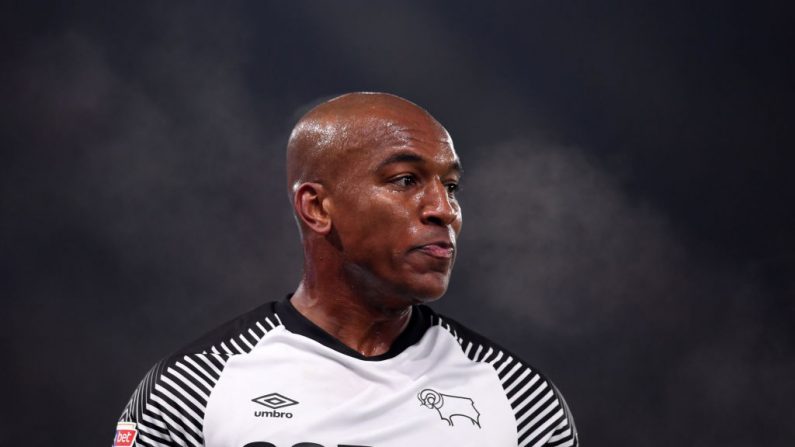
[
  {"left": 286, "top": 92, "right": 462, "bottom": 303},
  {"left": 286, "top": 92, "right": 450, "bottom": 195}
]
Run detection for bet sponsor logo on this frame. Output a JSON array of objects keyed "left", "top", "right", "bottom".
[{"left": 113, "top": 421, "right": 138, "bottom": 447}]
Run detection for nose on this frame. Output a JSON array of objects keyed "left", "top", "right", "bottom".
[{"left": 420, "top": 180, "right": 459, "bottom": 227}]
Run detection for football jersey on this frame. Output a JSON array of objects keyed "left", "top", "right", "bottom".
[{"left": 114, "top": 297, "right": 578, "bottom": 447}]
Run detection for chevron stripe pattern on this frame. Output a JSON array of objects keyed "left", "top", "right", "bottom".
[
  {"left": 433, "top": 314, "right": 577, "bottom": 447},
  {"left": 118, "top": 313, "right": 282, "bottom": 446}
]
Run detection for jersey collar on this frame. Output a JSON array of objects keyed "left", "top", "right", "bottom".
[{"left": 275, "top": 295, "right": 431, "bottom": 361}]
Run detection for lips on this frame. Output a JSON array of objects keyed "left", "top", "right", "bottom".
[{"left": 414, "top": 241, "right": 455, "bottom": 259}]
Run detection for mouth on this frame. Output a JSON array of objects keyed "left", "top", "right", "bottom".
[{"left": 413, "top": 241, "right": 455, "bottom": 260}]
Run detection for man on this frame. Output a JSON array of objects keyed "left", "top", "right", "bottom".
[{"left": 113, "top": 93, "right": 578, "bottom": 447}]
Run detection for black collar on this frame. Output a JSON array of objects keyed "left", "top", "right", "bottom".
[{"left": 275, "top": 295, "right": 431, "bottom": 361}]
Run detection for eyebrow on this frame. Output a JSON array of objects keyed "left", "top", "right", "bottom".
[{"left": 376, "top": 151, "right": 463, "bottom": 175}]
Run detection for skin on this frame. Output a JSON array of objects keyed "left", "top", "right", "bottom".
[{"left": 287, "top": 92, "right": 463, "bottom": 357}]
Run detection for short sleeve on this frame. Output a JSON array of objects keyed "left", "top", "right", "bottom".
[{"left": 543, "top": 382, "right": 578, "bottom": 446}]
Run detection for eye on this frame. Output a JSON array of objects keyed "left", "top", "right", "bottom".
[
  {"left": 445, "top": 182, "right": 460, "bottom": 195},
  {"left": 392, "top": 174, "right": 417, "bottom": 188}
]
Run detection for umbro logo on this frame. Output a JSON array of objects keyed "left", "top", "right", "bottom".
[
  {"left": 252, "top": 392, "right": 299, "bottom": 419},
  {"left": 253, "top": 393, "right": 299, "bottom": 409}
]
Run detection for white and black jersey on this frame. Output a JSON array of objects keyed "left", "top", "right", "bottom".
[{"left": 114, "top": 297, "right": 578, "bottom": 447}]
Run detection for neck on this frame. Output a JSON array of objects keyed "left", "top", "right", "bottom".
[{"left": 290, "top": 274, "right": 414, "bottom": 357}]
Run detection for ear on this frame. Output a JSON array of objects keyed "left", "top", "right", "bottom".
[{"left": 293, "top": 182, "right": 332, "bottom": 235}]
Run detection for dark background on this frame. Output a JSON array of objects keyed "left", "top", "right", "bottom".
[{"left": 2, "top": 2, "right": 794, "bottom": 446}]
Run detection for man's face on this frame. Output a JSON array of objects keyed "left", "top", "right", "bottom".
[{"left": 327, "top": 112, "right": 463, "bottom": 306}]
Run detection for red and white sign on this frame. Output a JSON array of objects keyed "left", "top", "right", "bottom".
[{"left": 114, "top": 422, "right": 138, "bottom": 447}]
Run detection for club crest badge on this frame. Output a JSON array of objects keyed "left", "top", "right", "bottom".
[{"left": 417, "top": 388, "right": 481, "bottom": 428}]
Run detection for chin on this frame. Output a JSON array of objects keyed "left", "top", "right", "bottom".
[
  {"left": 357, "top": 265, "right": 452, "bottom": 306},
  {"left": 403, "top": 277, "right": 450, "bottom": 304},
  {"left": 411, "top": 293, "right": 445, "bottom": 305}
]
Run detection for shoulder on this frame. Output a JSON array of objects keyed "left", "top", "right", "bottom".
[
  {"left": 132, "top": 299, "right": 284, "bottom": 405},
  {"left": 424, "top": 306, "right": 545, "bottom": 376},
  {"left": 117, "top": 301, "right": 284, "bottom": 446},
  {"left": 423, "top": 306, "right": 579, "bottom": 447},
  {"left": 173, "top": 300, "right": 283, "bottom": 356},
  {"left": 127, "top": 299, "right": 285, "bottom": 407}
]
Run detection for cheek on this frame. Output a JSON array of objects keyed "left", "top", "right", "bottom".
[
  {"left": 337, "top": 194, "right": 413, "bottom": 249},
  {"left": 371, "top": 199, "right": 415, "bottom": 244}
]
